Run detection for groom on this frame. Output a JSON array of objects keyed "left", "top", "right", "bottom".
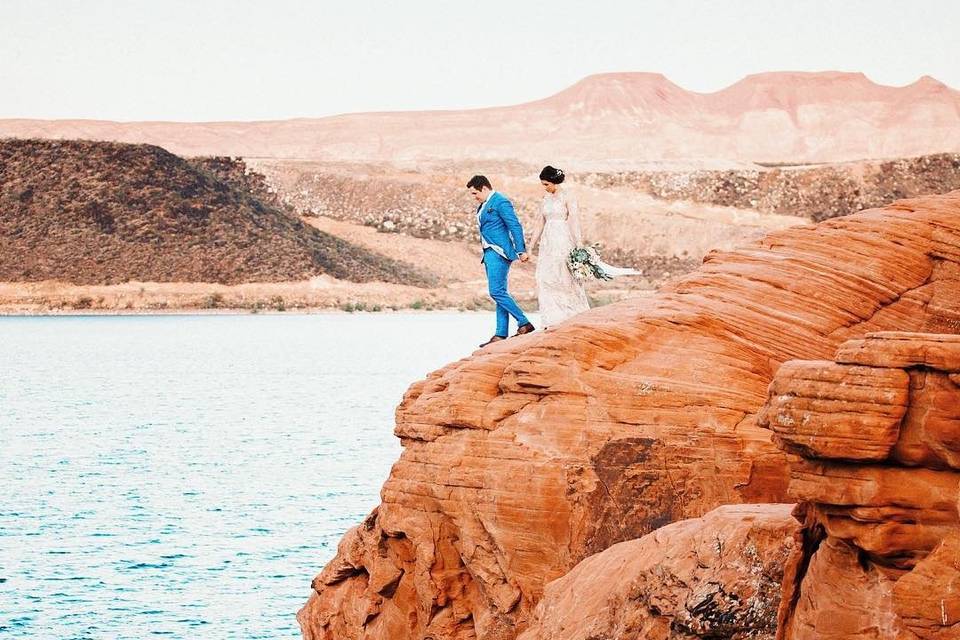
[{"left": 467, "top": 175, "right": 535, "bottom": 348}]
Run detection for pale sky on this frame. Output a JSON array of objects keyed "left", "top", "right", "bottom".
[{"left": 1, "top": 0, "right": 957, "bottom": 121}]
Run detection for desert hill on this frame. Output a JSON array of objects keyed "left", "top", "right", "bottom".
[
  {"left": 0, "top": 138, "right": 433, "bottom": 286},
  {"left": 0, "top": 72, "right": 957, "bottom": 167}
]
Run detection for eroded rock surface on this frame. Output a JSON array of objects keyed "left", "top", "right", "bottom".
[
  {"left": 300, "top": 192, "right": 960, "bottom": 640},
  {"left": 518, "top": 504, "right": 798, "bottom": 640},
  {"left": 760, "top": 332, "right": 960, "bottom": 639}
]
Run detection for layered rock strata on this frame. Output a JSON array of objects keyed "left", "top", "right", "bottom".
[
  {"left": 300, "top": 192, "right": 960, "bottom": 640},
  {"left": 758, "top": 332, "right": 960, "bottom": 639}
]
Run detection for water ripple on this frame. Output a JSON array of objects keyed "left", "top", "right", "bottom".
[{"left": 0, "top": 313, "right": 492, "bottom": 639}]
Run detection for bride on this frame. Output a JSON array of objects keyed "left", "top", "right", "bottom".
[{"left": 528, "top": 166, "right": 591, "bottom": 328}]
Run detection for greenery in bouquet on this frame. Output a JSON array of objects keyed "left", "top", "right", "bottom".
[{"left": 567, "top": 244, "right": 613, "bottom": 282}]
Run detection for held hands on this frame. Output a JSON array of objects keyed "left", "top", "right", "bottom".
[{"left": 518, "top": 252, "right": 530, "bottom": 263}]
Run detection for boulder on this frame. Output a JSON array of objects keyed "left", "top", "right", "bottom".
[{"left": 518, "top": 504, "right": 798, "bottom": 640}]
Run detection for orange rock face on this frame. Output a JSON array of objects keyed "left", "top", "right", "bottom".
[
  {"left": 299, "top": 193, "right": 960, "bottom": 640},
  {"left": 758, "top": 360, "right": 910, "bottom": 461},
  {"left": 518, "top": 504, "right": 798, "bottom": 640},
  {"left": 763, "top": 332, "right": 960, "bottom": 639}
]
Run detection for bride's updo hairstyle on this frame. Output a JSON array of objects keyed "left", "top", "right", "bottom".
[{"left": 539, "top": 165, "right": 565, "bottom": 184}]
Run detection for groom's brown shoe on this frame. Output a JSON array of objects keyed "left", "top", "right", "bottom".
[
  {"left": 479, "top": 335, "right": 506, "bottom": 348},
  {"left": 514, "top": 323, "right": 536, "bottom": 337}
]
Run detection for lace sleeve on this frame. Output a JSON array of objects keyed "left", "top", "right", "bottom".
[{"left": 566, "top": 193, "right": 583, "bottom": 245}]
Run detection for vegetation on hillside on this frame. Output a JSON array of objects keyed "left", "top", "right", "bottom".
[{"left": 0, "top": 139, "right": 435, "bottom": 286}]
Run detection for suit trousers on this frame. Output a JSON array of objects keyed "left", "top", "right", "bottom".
[{"left": 483, "top": 248, "right": 529, "bottom": 336}]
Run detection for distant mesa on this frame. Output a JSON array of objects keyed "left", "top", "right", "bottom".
[
  {"left": 0, "top": 71, "right": 957, "bottom": 167},
  {"left": 0, "top": 138, "right": 433, "bottom": 286}
]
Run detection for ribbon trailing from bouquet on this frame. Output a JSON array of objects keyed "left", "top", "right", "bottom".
[{"left": 567, "top": 244, "right": 641, "bottom": 282}]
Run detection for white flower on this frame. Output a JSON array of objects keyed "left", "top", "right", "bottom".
[{"left": 567, "top": 244, "right": 613, "bottom": 282}]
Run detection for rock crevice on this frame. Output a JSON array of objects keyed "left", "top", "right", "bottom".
[{"left": 759, "top": 331, "right": 960, "bottom": 639}]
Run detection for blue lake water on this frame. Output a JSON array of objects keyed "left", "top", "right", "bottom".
[{"left": 0, "top": 313, "right": 502, "bottom": 639}]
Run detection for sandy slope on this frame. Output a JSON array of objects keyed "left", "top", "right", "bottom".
[{"left": 302, "top": 216, "right": 500, "bottom": 288}]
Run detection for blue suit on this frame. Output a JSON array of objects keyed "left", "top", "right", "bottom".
[
  {"left": 477, "top": 192, "right": 530, "bottom": 337},
  {"left": 478, "top": 191, "right": 527, "bottom": 261}
]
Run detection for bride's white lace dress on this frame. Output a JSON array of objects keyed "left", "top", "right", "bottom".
[{"left": 536, "top": 189, "right": 590, "bottom": 327}]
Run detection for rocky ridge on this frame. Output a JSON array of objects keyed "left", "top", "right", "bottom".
[
  {"left": 297, "top": 192, "right": 960, "bottom": 639},
  {"left": 189, "top": 155, "right": 298, "bottom": 218},
  {"left": 583, "top": 153, "right": 960, "bottom": 222}
]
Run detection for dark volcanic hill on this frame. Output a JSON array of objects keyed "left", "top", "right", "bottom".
[{"left": 0, "top": 138, "right": 434, "bottom": 285}]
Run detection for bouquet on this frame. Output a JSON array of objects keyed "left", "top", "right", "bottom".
[{"left": 567, "top": 244, "right": 614, "bottom": 282}]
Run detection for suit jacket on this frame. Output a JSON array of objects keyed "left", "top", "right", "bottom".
[{"left": 477, "top": 191, "right": 526, "bottom": 262}]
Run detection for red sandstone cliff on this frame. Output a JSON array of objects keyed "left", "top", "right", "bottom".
[
  {"left": 516, "top": 330, "right": 960, "bottom": 640},
  {"left": 759, "top": 332, "right": 960, "bottom": 639},
  {"left": 298, "top": 192, "right": 960, "bottom": 639}
]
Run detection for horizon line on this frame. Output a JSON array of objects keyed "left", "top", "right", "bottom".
[{"left": 0, "top": 69, "right": 955, "bottom": 125}]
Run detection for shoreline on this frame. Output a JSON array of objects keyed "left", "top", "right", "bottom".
[
  {"left": 0, "top": 278, "right": 653, "bottom": 317},
  {"left": 0, "top": 306, "right": 501, "bottom": 317}
]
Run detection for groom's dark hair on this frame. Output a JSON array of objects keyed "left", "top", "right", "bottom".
[{"left": 466, "top": 175, "right": 492, "bottom": 190}]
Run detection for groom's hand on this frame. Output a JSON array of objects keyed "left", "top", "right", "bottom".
[{"left": 518, "top": 252, "right": 529, "bottom": 263}]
